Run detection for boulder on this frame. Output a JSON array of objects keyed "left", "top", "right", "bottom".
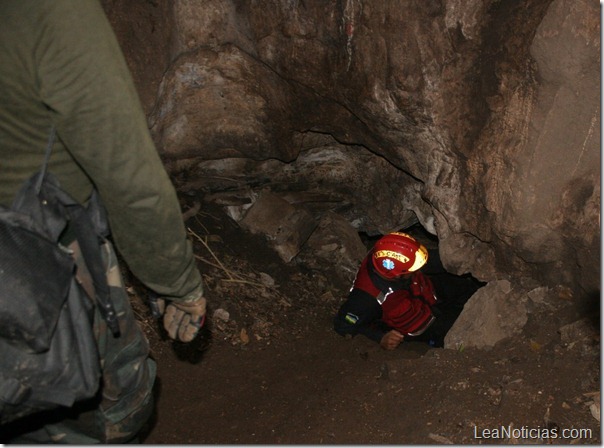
[
  {"left": 444, "top": 280, "right": 528, "bottom": 350},
  {"left": 238, "top": 190, "right": 317, "bottom": 263}
]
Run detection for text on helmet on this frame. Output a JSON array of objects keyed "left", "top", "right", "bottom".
[{"left": 374, "top": 250, "right": 410, "bottom": 264}]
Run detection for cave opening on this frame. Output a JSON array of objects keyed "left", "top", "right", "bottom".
[
  {"left": 358, "top": 221, "right": 485, "bottom": 347},
  {"left": 89, "top": 0, "right": 600, "bottom": 443}
]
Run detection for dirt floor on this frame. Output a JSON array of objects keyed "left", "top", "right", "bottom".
[{"left": 132, "top": 200, "right": 601, "bottom": 445}]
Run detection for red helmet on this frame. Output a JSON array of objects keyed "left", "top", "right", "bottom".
[{"left": 371, "top": 232, "right": 429, "bottom": 279}]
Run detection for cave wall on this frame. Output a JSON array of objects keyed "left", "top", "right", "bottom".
[
  {"left": 459, "top": 0, "right": 600, "bottom": 294},
  {"left": 105, "top": 0, "right": 600, "bottom": 298}
]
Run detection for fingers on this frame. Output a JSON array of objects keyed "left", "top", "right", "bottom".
[
  {"left": 380, "top": 330, "right": 404, "bottom": 350},
  {"left": 178, "top": 313, "right": 205, "bottom": 342},
  {"left": 163, "top": 297, "right": 207, "bottom": 342},
  {"left": 163, "top": 304, "right": 185, "bottom": 340},
  {"left": 391, "top": 330, "right": 404, "bottom": 341}
]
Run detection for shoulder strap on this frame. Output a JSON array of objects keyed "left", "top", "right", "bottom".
[
  {"left": 34, "top": 126, "right": 57, "bottom": 194},
  {"left": 24, "top": 126, "right": 120, "bottom": 336}
]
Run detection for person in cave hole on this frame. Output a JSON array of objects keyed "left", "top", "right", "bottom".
[{"left": 333, "top": 231, "right": 476, "bottom": 350}]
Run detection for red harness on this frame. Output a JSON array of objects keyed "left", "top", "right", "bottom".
[{"left": 352, "top": 256, "right": 437, "bottom": 336}]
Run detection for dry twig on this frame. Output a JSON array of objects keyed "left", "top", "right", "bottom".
[{"left": 188, "top": 227, "right": 236, "bottom": 280}]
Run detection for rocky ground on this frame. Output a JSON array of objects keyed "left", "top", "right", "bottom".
[{"left": 130, "top": 199, "right": 600, "bottom": 445}]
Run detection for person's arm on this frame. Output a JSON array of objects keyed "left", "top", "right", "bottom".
[
  {"left": 37, "top": 0, "right": 202, "bottom": 302},
  {"left": 334, "top": 289, "right": 386, "bottom": 343}
]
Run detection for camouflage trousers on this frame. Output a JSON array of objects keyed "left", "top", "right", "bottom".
[{"left": 2, "top": 240, "right": 156, "bottom": 444}]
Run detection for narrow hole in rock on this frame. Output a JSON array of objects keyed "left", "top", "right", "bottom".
[{"left": 359, "top": 222, "right": 485, "bottom": 348}]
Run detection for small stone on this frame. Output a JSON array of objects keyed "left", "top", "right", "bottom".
[
  {"left": 213, "top": 308, "right": 230, "bottom": 322},
  {"left": 590, "top": 403, "right": 600, "bottom": 422},
  {"left": 559, "top": 318, "right": 597, "bottom": 344},
  {"left": 240, "top": 328, "right": 250, "bottom": 344},
  {"left": 258, "top": 272, "right": 276, "bottom": 287}
]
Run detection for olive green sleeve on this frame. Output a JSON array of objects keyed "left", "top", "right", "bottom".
[{"left": 37, "top": 0, "right": 202, "bottom": 301}]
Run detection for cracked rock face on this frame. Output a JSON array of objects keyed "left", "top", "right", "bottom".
[{"left": 107, "top": 0, "right": 599, "bottom": 307}]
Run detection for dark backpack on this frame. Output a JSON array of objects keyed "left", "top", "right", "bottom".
[{"left": 0, "top": 129, "right": 119, "bottom": 425}]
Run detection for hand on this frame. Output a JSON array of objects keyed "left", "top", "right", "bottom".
[
  {"left": 162, "top": 296, "right": 207, "bottom": 342},
  {"left": 380, "top": 330, "right": 404, "bottom": 350}
]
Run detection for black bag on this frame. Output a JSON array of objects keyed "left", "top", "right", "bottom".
[{"left": 0, "top": 129, "right": 120, "bottom": 425}]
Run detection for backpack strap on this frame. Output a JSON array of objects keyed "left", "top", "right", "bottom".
[
  {"left": 53, "top": 183, "right": 120, "bottom": 336},
  {"left": 34, "top": 127, "right": 57, "bottom": 194},
  {"left": 33, "top": 126, "right": 120, "bottom": 336}
]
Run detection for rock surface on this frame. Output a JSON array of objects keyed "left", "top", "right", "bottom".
[
  {"left": 444, "top": 279, "right": 528, "bottom": 350},
  {"left": 238, "top": 190, "right": 317, "bottom": 262},
  {"left": 104, "top": 0, "right": 600, "bottom": 343}
]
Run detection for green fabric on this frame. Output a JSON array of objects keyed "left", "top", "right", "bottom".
[
  {"left": 2, "top": 241, "right": 156, "bottom": 444},
  {"left": 0, "top": 0, "right": 203, "bottom": 301}
]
